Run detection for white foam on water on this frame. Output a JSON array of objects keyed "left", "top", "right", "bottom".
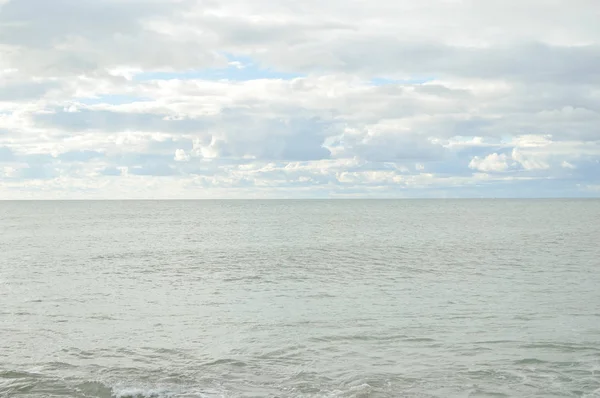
[
  {"left": 325, "top": 383, "right": 374, "bottom": 397},
  {"left": 112, "top": 386, "right": 176, "bottom": 398}
]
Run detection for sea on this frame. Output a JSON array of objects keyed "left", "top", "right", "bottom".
[{"left": 1, "top": 200, "right": 599, "bottom": 398}]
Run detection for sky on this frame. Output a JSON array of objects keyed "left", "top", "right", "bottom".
[{"left": 0, "top": 0, "right": 599, "bottom": 199}]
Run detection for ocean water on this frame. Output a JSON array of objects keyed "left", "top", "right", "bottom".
[{"left": 1, "top": 199, "right": 600, "bottom": 398}]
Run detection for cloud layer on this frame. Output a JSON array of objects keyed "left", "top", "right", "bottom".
[{"left": 1, "top": 0, "right": 599, "bottom": 198}]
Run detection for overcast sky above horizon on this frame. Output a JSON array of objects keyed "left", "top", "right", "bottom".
[{"left": 1, "top": 0, "right": 599, "bottom": 199}]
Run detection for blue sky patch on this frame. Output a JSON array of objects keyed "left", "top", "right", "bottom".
[
  {"left": 370, "top": 77, "right": 434, "bottom": 86},
  {"left": 134, "top": 54, "right": 305, "bottom": 82},
  {"left": 75, "top": 95, "right": 149, "bottom": 106}
]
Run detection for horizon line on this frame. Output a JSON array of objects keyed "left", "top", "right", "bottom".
[{"left": 1, "top": 197, "right": 599, "bottom": 201}]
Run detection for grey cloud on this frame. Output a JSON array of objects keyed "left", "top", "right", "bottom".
[
  {"left": 58, "top": 150, "right": 104, "bottom": 162},
  {"left": 261, "top": 39, "right": 600, "bottom": 84},
  {"left": 2, "top": 0, "right": 599, "bottom": 85},
  {"left": 0, "top": 80, "right": 60, "bottom": 101},
  {"left": 147, "top": 138, "right": 194, "bottom": 154},
  {"left": 338, "top": 132, "right": 445, "bottom": 162},
  {"left": 179, "top": 164, "right": 217, "bottom": 176},
  {"left": 33, "top": 109, "right": 212, "bottom": 134},
  {"left": 0, "top": 149, "right": 101, "bottom": 166},
  {"left": 0, "top": 146, "right": 15, "bottom": 161},
  {"left": 344, "top": 161, "right": 405, "bottom": 173},
  {"left": 571, "top": 159, "right": 600, "bottom": 182},
  {"left": 208, "top": 113, "right": 333, "bottom": 161},
  {"left": 32, "top": 107, "right": 333, "bottom": 162},
  {"left": 414, "top": 117, "right": 498, "bottom": 140},
  {"left": 99, "top": 166, "right": 122, "bottom": 176},
  {"left": 19, "top": 153, "right": 55, "bottom": 165},
  {"left": 0, "top": 0, "right": 166, "bottom": 48},
  {"left": 490, "top": 82, "right": 600, "bottom": 116},
  {"left": 250, "top": 169, "right": 333, "bottom": 186},
  {"left": 128, "top": 163, "right": 178, "bottom": 176},
  {"left": 115, "top": 152, "right": 173, "bottom": 162},
  {"left": 203, "top": 14, "right": 353, "bottom": 47},
  {"left": 14, "top": 164, "right": 58, "bottom": 180},
  {"left": 412, "top": 85, "right": 470, "bottom": 98},
  {"left": 0, "top": 0, "right": 220, "bottom": 75},
  {"left": 105, "top": 153, "right": 181, "bottom": 177}
]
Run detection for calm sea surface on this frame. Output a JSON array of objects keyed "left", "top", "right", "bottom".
[{"left": 1, "top": 200, "right": 600, "bottom": 398}]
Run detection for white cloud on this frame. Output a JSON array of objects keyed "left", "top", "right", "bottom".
[
  {"left": 0, "top": 0, "right": 599, "bottom": 198},
  {"left": 174, "top": 149, "right": 190, "bottom": 162},
  {"left": 511, "top": 148, "right": 550, "bottom": 171},
  {"left": 469, "top": 153, "right": 510, "bottom": 173}
]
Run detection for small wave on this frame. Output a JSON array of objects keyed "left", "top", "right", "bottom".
[
  {"left": 0, "top": 370, "right": 38, "bottom": 379},
  {"left": 60, "top": 347, "right": 97, "bottom": 358},
  {"left": 467, "top": 389, "right": 509, "bottom": 397},
  {"left": 112, "top": 387, "right": 175, "bottom": 398},
  {"left": 513, "top": 314, "right": 535, "bottom": 321},
  {"left": 403, "top": 337, "right": 436, "bottom": 343},
  {"left": 307, "top": 292, "right": 336, "bottom": 298},
  {"left": 309, "top": 334, "right": 371, "bottom": 343},
  {"left": 514, "top": 358, "right": 547, "bottom": 365},
  {"left": 90, "top": 315, "right": 121, "bottom": 320},
  {"left": 520, "top": 342, "right": 600, "bottom": 352},
  {"left": 90, "top": 251, "right": 157, "bottom": 262},
  {"left": 474, "top": 340, "right": 516, "bottom": 344},
  {"left": 145, "top": 347, "right": 183, "bottom": 356},
  {"left": 222, "top": 275, "right": 263, "bottom": 282},
  {"left": 13, "top": 311, "right": 33, "bottom": 316},
  {"left": 202, "top": 358, "right": 247, "bottom": 367},
  {"left": 75, "top": 381, "right": 113, "bottom": 397},
  {"left": 309, "top": 333, "right": 409, "bottom": 343},
  {"left": 41, "top": 361, "right": 77, "bottom": 370}
]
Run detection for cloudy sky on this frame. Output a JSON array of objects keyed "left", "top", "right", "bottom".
[{"left": 1, "top": 0, "right": 599, "bottom": 198}]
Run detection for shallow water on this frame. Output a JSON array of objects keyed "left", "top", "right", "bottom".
[{"left": 1, "top": 200, "right": 600, "bottom": 397}]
